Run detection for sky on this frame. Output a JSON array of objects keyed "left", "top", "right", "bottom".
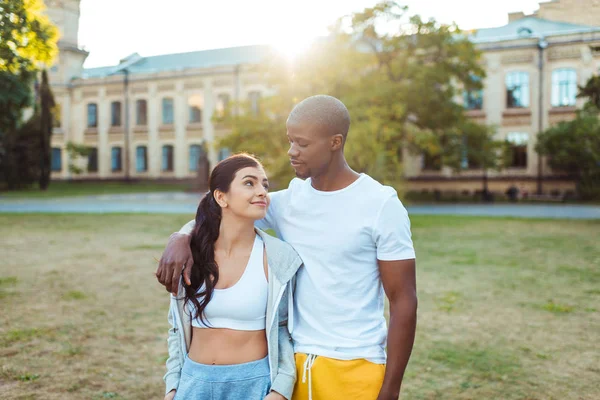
[{"left": 78, "top": 0, "right": 544, "bottom": 68}]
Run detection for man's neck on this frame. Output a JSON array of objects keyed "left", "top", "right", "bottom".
[{"left": 310, "top": 157, "right": 360, "bottom": 192}]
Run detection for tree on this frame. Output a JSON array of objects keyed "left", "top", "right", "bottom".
[
  {"left": 460, "top": 122, "right": 511, "bottom": 200},
  {"left": 38, "top": 69, "right": 55, "bottom": 189},
  {"left": 65, "top": 141, "right": 92, "bottom": 176},
  {"left": 0, "top": 0, "right": 58, "bottom": 73},
  {"left": 216, "top": 1, "right": 487, "bottom": 191},
  {"left": 536, "top": 75, "right": 600, "bottom": 200},
  {"left": 577, "top": 74, "right": 600, "bottom": 111},
  {"left": 0, "top": 0, "right": 58, "bottom": 188},
  {"left": 0, "top": 70, "right": 31, "bottom": 185}
]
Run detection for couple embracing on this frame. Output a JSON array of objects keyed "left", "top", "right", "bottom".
[{"left": 155, "top": 95, "right": 417, "bottom": 400}]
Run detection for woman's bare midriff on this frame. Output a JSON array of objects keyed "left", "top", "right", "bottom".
[{"left": 188, "top": 327, "right": 268, "bottom": 365}]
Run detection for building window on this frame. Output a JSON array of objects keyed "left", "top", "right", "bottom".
[
  {"left": 51, "top": 148, "right": 62, "bottom": 171},
  {"left": 87, "top": 103, "right": 98, "bottom": 128},
  {"left": 52, "top": 103, "right": 62, "bottom": 128},
  {"left": 136, "top": 99, "right": 147, "bottom": 125},
  {"left": 162, "top": 145, "right": 174, "bottom": 172},
  {"left": 188, "top": 95, "right": 203, "bottom": 123},
  {"left": 189, "top": 144, "right": 203, "bottom": 171},
  {"left": 218, "top": 148, "right": 231, "bottom": 162},
  {"left": 507, "top": 132, "right": 528, "bottom": 168},
  {"left": 162, "top": 98, "right": 174, "bottom": 125},
  {"left": 136, "top": 146, "right": 148, "bottom": 172},
  {"left": 111, "top": 101, "right": 122, "bottom": 126},
  {"left": 505, "top": 72, "right": 529, "bottom": 108},
  {"left": 551, "top": 69, "right": 577, "bottom": 107},
  {"left": 88, "top": 148, "right": 98, "bottom": 172},
  {"left": 111, "top": 146, "right": 122, "bottom": 172},
  {"left": 215, "top": 93, "right": 230, "bottom": 117},
  {"left": 463, "top": 89, "right": 483, "bottom": 110},
  {"left": 248, "top": 91, "right": 261, "bottom": 115}
]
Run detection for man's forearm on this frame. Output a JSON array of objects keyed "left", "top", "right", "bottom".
[{"left": 379, "top": 295, "right": 417, "bottom": 398}]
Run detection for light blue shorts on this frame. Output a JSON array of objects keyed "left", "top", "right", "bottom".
[{"left": 174, "top": 355, "right": 271, "bottom": 400}]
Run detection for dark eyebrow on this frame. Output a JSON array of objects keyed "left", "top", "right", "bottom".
[{"left": 241, "top": 175, "right": 268, "bottom": 182}]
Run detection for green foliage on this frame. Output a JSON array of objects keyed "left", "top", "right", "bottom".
[
  {"left": 216, "top": 1, "right": 496, "bottom": 190},
  {"left": 0, "top": 69, "right": 32, "bottom": 133},
  {"left": 577, "top": 74, "right": 600, "bottom": 111},
  {"left": 1, "top": 109, "right": 43, "bottom": 188},
  {"left": 0, "top": 0, "right": 58, "bottom": 74},
  {"left": 537, "top": 75, "right": 600, "bottom": 200},
  {"left": 0, "top": 0, "right": 59, "bottom": 188},
  {"left": 536, "top": 110, "right": 600, "bottom": 199},
  {"left": 39, "top": 69, "right": 55, "bottom": 190},
  {"left": 65, "top": 141, "right": 92, "bottom": 175}
]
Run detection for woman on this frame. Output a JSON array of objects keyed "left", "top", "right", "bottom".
[{"left": 164, "top": 154, "right": 301, "bottom": 400}]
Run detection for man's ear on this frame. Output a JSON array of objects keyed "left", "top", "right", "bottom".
[{"left": 331, "top": 134, "right": 344, "bottom": 151}]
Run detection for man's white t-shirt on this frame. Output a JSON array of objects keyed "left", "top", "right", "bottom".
[{"left": 181, "top": 174, "right": 415, "bottom": 363}]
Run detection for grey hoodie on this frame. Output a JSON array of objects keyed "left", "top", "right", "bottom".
[{"left": 164, "top": 229, "right": 303, "bottom": 399}]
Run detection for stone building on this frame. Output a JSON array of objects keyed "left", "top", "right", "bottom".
[{"left": 45, "top": 0, "right": 600, "bottom": 195}]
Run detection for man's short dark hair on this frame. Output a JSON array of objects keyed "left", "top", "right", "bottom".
[{"left": 288, "top": 95, "right": 351, "bottom": 141}]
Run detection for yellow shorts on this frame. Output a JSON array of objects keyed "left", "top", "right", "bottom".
[{"left": 292, "top": 353, "right": 386, "bottom": 400}]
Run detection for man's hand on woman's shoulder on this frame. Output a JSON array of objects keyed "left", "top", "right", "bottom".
[{"left": 156, "top": 232, "right": 193, "bottom": 295}]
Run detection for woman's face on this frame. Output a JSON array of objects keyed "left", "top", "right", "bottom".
[{"left": 218, "top": 166, "right": 270, "bottom": 221}]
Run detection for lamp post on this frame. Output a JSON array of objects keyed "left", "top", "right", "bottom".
[{"left": 123, "top": 68, "right": 130, "bottom": 181}]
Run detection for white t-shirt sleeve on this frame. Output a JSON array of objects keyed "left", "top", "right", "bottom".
[
  {"left": 254, "top": 189, "right": 286, "bottom": 231},
  {"left": 373, "top": 195, "right": 416, "bottom": 261}
]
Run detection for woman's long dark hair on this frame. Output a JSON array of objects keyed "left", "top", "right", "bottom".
[{"left": 185, "top": 153, "right": 262, "bottom": 324}]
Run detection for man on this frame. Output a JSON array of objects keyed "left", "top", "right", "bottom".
[{"left": 156, "top": 95, "right": 417, "bottom": 400}]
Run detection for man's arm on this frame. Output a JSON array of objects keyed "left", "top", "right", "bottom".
[
  {"left": 156, "top": 220, "right": 195, "bottom": 295},
  {"left": 155, "top": 188, "right": 286, "bottom": 294},
  {"left": 377, "top": 258, "right": 417, "bottom": 400}
]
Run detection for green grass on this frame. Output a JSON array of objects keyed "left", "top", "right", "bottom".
[
  {"left": 62, "top": 290, "right": 87, "bottom": 300},
  {"left": 0, "top": 181, "right": 191, "bottom": 199},
  {"left": 1, "top": 214, "right": 599, "bottom": 399}
]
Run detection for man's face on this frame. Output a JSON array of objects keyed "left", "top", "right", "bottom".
[{"left": 286, "top": 120, "right": 332, "bottom": 179}]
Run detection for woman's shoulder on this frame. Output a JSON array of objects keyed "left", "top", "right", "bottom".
[
  {"left": 256, "top": 229, "right": 296, "bottom": 254},
  {"left": 255, "top": 229, "right": 302, "bottom": 281}
]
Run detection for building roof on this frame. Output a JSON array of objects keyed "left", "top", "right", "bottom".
[
  {"left": 82, "top": 44, "right": 271, "bottom": 79},
  {"left": 81, "top": 18, "right": 600, "bottom": 79},
  {"left": 470, "top": 17, "right": 600, "bottom": 43}
]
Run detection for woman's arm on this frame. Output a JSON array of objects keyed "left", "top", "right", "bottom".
[
  {"left": 269, "top": 284, "right": 296, "bottom": 400},
  {"left": 163, "top": 304, "right": 182, "bottom": 395}
]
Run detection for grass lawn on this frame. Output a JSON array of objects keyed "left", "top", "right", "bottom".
[
  {"left": 0, "top": 181, "right": 192, "bottom": 199},
  {"left": 0, "top": 214, "right": 598, "bottom": 399}
]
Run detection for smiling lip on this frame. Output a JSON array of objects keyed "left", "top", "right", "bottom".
[
  {"left": 252, "top": 201, "right": 267, "bottom": 207},
  {"left": 290, "top": 160, "right": 303, "bottom": 166}
]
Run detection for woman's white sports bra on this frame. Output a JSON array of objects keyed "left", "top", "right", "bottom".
[{"left": 189, "top": 235, "right": 268, "bottom": 331}]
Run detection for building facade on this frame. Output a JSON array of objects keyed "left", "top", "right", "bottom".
[{"left": 46, "top": 0, "right": 600, "bottom": 195}]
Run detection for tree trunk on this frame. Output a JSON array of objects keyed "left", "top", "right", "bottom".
[
  {"left": 38, "top": 70, "right": 54, "bottom": 191},
  {"left": 482, "top": 168, "right": 489, "bottom": 202}
]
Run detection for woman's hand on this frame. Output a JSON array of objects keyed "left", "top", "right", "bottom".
[
  {"left": 164, "top": 389, "right": 176, "bottom": 400},
  {"left": 264, "top": 391, "right": 286, "bottom": 400}
]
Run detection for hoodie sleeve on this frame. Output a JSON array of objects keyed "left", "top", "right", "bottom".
[
  {"left": 163, "top": 300, "right": 182, "bottom": 395},
  {"left": 271, "top": 284, "right": 297, "bottom": 399}
]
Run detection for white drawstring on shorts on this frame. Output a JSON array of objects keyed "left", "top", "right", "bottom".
[{"left": 301, "top": 354, "right": 317, "bottom": 400}]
